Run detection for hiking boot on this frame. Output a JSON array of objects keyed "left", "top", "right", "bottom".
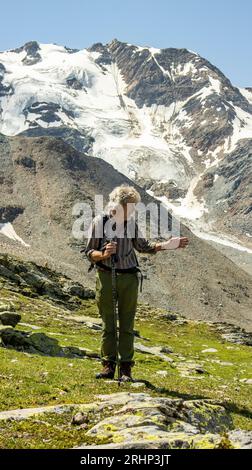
[
  {"left": 95, "top": 360, "right": 116, "bottom": 379},
  {"left": 119, "top": 361, "right": 134, "bottom": 382}
]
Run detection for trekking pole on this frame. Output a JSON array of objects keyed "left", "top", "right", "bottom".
[{"left": 110, "top": 236, "right": 120, "bottom": 387}]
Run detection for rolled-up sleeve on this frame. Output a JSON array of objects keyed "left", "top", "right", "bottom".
[{"left": 132, "top": 222, "right": 157, "bottom": 253}]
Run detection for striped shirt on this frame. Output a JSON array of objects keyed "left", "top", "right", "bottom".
[{"left": 85, "top": 212, "right": 157, "bottom": 271}]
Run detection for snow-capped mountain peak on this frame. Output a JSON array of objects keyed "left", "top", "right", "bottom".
[{"left": 0, "top": 39, "right": 251, "bottom": 248}]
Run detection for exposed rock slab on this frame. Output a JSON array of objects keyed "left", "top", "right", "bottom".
[
  {"left": 1, "top": 391, "right": 250, "bottom": 449},
  {"left": 211, "top": 322, "right": 252, "bottom": 346},
  {"left": 73, "top": 392, "right": 251, "bottom": 449},
  {"left": 134, "top": 342, "right": 174, "bottom": 362}
]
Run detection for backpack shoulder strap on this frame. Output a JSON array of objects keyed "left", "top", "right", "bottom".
[{"left": 98, "top": 213, "right": 109, "bottom": 249}]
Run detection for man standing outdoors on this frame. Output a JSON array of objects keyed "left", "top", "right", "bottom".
[{"left": 85, "top": 185, "right": 189, "bottom": 382}]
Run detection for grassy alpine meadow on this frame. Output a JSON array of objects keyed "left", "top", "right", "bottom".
[{"left": 0, "top": 285, "right": 252, "bottom": 449}]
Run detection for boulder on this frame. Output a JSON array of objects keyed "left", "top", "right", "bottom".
[
  {"left": 62, "top": 282, "right": 95, "bottom": 299},
  {"left": 0, "top": 328, "right": 98, "bottom": 358},
  {"left": 0, "top": 311, "right": 21, "bottom": 327},
  {"left": 0, "top": 329, "right": 62, "bottom": 355}
]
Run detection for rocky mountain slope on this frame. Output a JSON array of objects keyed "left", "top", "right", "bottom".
[
  {"left": 0, "top": 135, "right": 252, "bottom": 330},
  {"left": 0, "top": 254, "right": 252, "bottom": 449},
  {"left": 0, "top": 39, "right": 251, "bottom": 249}
]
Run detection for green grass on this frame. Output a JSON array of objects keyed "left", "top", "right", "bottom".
[{"left": 0, "top": 286, "right": 252, "bottom": 448}]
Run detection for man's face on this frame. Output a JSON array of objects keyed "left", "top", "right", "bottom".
[
  {"left": 111, "top": 202, "right": 136, "bottom": 223},
  {"left": 123, "top": 202, "right": 136, "bottom": 220}
]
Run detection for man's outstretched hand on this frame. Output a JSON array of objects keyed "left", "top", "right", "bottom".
[{"left": 156, "top": 237, "right": 189, "bottom": 251}]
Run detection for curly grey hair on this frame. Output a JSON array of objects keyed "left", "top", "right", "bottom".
[{"left": 107, "top": 184, "right": 141, "bottom": 209}]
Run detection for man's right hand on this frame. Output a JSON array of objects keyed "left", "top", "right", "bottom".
[{"left": 102, "top": 241, "right": 117, "bottom": 259}]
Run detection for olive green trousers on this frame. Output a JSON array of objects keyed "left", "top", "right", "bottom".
[{"left": 95, "top": 270, "right": 139, "bottom": 364}]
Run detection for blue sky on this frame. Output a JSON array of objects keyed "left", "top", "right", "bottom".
[{"left": 0, "top": 0, "right": 251, "bottom": 87}]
